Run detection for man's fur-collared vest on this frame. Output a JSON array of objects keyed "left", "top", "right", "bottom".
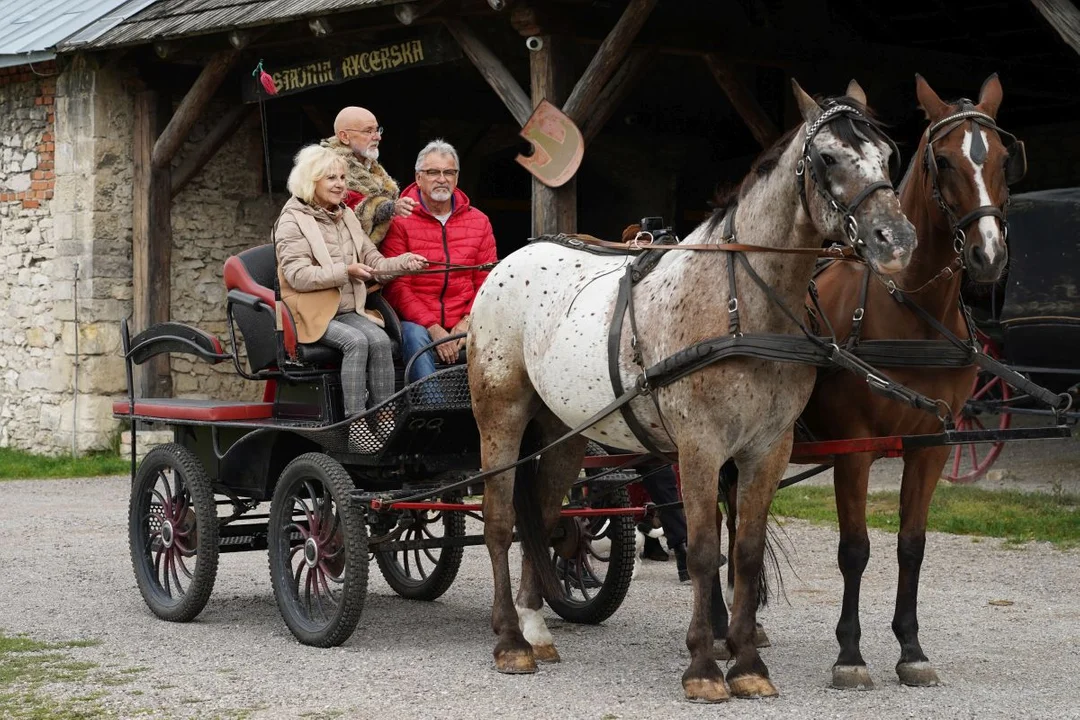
[{"left": 321, "top": 137, "right": 400, "bottom": 245}]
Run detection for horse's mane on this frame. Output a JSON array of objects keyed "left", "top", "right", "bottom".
[{"left": 705, "top": 94, "right": 887, "bottom": 236}]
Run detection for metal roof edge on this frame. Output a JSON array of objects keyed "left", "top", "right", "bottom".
[
  {"left": 0, "top": 50, "right": 57, "bottom": 69},
  {"left": 58, "top": 0, "right": 163, "bottom": 49}
]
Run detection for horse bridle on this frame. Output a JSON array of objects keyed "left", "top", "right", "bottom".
[
  {"left": 924, "top": 104, "right": 1027, "bottom": 252},
  {"left": 796, "top": 103, "right": 901, "bottom": 252}
]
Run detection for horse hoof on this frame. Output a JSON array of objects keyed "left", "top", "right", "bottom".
[
  {"left": 683, "top": 677, "right": 730, "bottom": 703},
  {"left": 532, "top": 643, "right": 561, "bottom": 663},
  {"left": 728, "top": 673, "right": 778, "bottom": 698},
  {"left": 754, "top": 624, "right": 771, "bottom": 648},
  {"left": 831, "top": 664, "right": 874, "bottom": 690},
  {"left": 897, "top": 661, "right": 941, "bottom": 687},
  {"left": 494, "top": 649, "right": 538, "bottom": 674},
  {"left": 713, "top": 639, "right": 731, "bottom": 661}
]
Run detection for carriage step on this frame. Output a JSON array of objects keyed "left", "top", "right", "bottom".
[{"left": 218, "top": 532, "right": 267, "bottom": 552}]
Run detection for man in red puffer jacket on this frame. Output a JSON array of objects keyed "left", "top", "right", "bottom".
[{"left": 381, "top": 139, "right": 498, "bottom": 382}]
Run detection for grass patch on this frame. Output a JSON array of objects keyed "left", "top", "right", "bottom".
[
  {"left": 0, "top": 632, "right": 107, "bottom": 719},
  {"left": 771, "top": 484, "right": 1080, "bottom": 548},
  {"left": 0, "top": 447, "right": 127, "bottom": 481}
]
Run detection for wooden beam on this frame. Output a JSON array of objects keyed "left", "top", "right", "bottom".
[
  {"left": 133, "top": 91, "right": 173, "bottom": 398},
  {"left": 580, "top": 47, "right": 654, "bottom": 144},
  {"left": 562, "top": 0, "right": 657, "bottom": 125},
  {"left": 394, "top": 0, "right": 444, "bottom": 25},
  {"left": 529, "top": 33, "right": 575, "bottom": 235},
  {"left": 704, "top": 54, "right": 779, "bottom": 149},
  {"left": 445, "top": 19, "right": 532, "bottom": 125},
  {"left": 1029, "top": 0, "right": 1080, "bottom": 56},
  {"left": 151, "top": 50, "right": 238, "bottom": 170},
  {"left": 171, "top": 104, "right": 252, "bottom": 198}
]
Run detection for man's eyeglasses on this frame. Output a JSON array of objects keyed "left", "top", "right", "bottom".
[
  {"left": 418, "top": 169, "right": 459, "bottom": 179},
  {"left": 343, "top": 126, "right": 383, "bottom": 137}
]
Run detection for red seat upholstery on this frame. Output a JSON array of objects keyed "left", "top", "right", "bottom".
[{"left": 113, "top": 399, "right": 274, "bottom": 422}]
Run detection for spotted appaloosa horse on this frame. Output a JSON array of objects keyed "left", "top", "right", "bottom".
[
  {"left": 467, "top": 80, "right": 916, "bottom": 702},
  {"left": 798, "top": 75, "right": 1022, "bottom": 689}
]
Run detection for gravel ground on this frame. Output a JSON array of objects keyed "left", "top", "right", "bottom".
[{"left": 1, "top": 437, "right": 1078, "bottom": 720}]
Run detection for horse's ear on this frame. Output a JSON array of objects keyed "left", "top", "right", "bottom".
[
  {"left": 845, "top": 79, "right": 867, "bottom": 107},
  {"left": 915, "top": 74, "right": 950, "bottom": 121},
  {"left": 977, "top": 73, "right": 1003, "bottom": 118},
  {"left": 791, "top": 79, "right": 822, "bottom": 125}
]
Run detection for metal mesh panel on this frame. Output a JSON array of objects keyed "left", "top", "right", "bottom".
[{"left": 406, "top": 366, "right": 472, "bottom": 411}]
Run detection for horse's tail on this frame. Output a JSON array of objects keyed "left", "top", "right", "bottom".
[
  {"left": 718, "top": 460, "right": 788, "bottom": 609},
  {"left": 512, "top": 426, "right": 564, "bottom": 602}
]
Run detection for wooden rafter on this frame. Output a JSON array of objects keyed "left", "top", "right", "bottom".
[
  {"left": 704, "top": 54, "right": 779, "bottom": 149},
  {"left": 580, "top": 47, "right": 655, "bottom": 144},
  {"left": 445, "top": 19, "right": 532, "bottom": 125},
  {"left": 562, "top": 0, "right": 658, "bottom": 125},
  {"left": 171, "top": 104, "right": 252, "bottom": 198},
  {"left": 1029, "top": 0, "right": 1080, "bottom": 56},
  {"left": 151, "top": 50, "right": 239, "bottom": 170}
]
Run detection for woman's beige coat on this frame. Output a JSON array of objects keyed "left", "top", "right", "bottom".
[{"left": 275, "top": 196, "right": 412, "bottom": 343}]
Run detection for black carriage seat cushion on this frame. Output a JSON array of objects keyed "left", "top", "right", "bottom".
[{"left": 112, "top": 398, "right": 273, "bottom": 422}]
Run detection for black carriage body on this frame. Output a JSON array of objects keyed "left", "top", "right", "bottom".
[{"left": 995, "top": 188, "right": 1080, "bottom": 391}]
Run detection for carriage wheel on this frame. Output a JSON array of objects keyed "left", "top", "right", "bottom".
[
  {"left": 374, "top": 495, "right": 466, "bottom": 601},
  {"left": 945, "top": 336, "right": 1012, "bottom": 484},
  {"left": 268, "top": 453, "right": 368, "bottom": 647},
  {"left": 544, "top": 485, "right": 636, "bottom": 625},
  {"left": 129, "top": 443, "right": 219, "bottom": 622}
]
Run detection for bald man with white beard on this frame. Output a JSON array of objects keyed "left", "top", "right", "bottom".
[{"left": 321, "top": 106, "right": 416, "bottom": 244}]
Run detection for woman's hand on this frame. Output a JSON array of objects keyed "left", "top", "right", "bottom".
[
  {"left": 347, "top": 262, "right": 375, "bottom": 281},
  {"left": 401, "top": 253, "right": 427, "bottom": 272},
  {"left": 394, "top": 196, "right": 416, "bottom": 217}
]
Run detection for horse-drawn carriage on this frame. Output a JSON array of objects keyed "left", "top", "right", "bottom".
[
  {"left": 115, "top": 242, "right": 639, "bottom": 648},
  {"left": 947, "top": 188, "right": 1080, "bottom": 481},
  {"left": 115, "top": 77, "right": 1074, "bottom": 701}
]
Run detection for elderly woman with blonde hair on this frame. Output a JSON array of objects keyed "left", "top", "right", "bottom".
[{"left": 275, "top": 144, "right": 426, "bottom": 417}]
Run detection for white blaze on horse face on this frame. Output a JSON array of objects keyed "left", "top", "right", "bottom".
[{"left": 962, "top": 128, "right": 1003, "bottom": 263}]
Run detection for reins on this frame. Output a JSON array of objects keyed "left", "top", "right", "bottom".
[{"left": 561, "top": 232, "right": 862, "bottom": 260}]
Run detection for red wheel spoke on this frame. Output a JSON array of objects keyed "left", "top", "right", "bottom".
[
  {"left": 175, "top": 551, "right": 194, "bottom": 580},
  {"left": 968, "top": 442, "right": 979, "bottom": 467}
]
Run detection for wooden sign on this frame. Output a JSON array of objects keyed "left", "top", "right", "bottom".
[
  {"left": 515, "top": 100, "right": 584, "bottom": 188},
  {"left": 243, "top": 29, "right": 461, "bottom": 102}
]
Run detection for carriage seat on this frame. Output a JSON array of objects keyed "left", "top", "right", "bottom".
[{"left": 224, "top": 244, "right": 403, "bottom": 375}]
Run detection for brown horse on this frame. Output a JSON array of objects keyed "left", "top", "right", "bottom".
[
  {"left": 467, "top": 80, "right": 916, "bottom": 701},
  {"left": 797, "top": 74, "right": 1023, "bottom": 689}
]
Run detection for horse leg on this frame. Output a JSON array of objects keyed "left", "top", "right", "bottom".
[
  {"left": 714, "top": 460, "right": 769, "bottom": 660},
  {"left": 472, "top": 356, "right": 538, "bottom": 674},
  {"left": 725, "top": 436, "right": 790, "bottom": 699},
  {"left": 678, "top": 448, "right": 730, "bottom": 702},
  {"left": 830, "top": 452, "right": 875, "bottom": 690},
  {"left": 893, "top": 447, "right": 947, "bottom": 687},
  {"left": 515, "top": 410, "right": 588, "bottom": 664},
  {"left": 712, "top": 493, "right": 730, "bottom": 659}
]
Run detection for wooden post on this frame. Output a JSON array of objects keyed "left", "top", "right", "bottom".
[
  {"left": 133, "top": 91, "right": 173, "bottom": 398},
  {"left": 704, "top": 54, "right": 780, "bottom": 149},
  {"left": 529, "top": 34, "right": 576, "bottom": 236},
  {"left": 562, "top": 0, "right": 657, "bottom": 125},
  {"left": 445, "top": 20, "right": 532, "bottom": 125},
  {"left": 134, "top": 51, "right": 237, "bottom": 397}
]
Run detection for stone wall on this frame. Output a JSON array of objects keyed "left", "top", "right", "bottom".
[
  {"left": 169, "top": 108, "right": 275, "bottom": 401},
  {"left": 0, "top": 62, "right": 68, "bottom": 452}
]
